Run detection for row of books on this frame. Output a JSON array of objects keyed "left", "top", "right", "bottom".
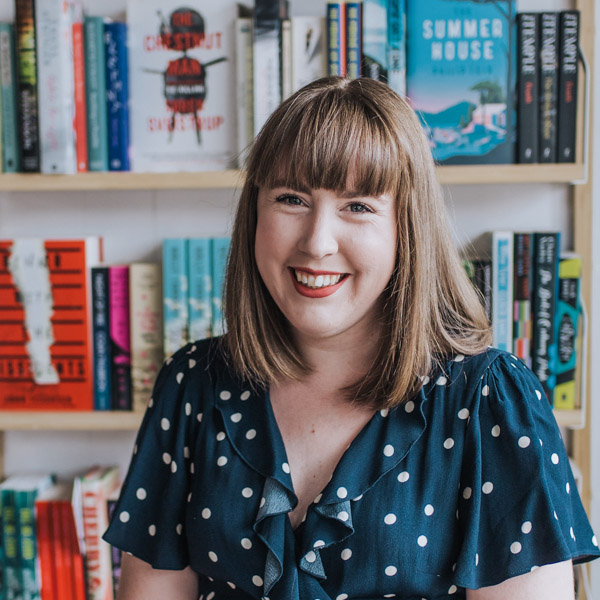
[
  {"left": 465, "top": 232, "right": 582, "bottom": 410},
  {"left": 516, "top": 11, "right": 580, "bottom": 164},
  {"left": 0, "top": 466, "right": 122, "bottom": 600}
]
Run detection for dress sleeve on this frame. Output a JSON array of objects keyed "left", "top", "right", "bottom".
[
  {"left": 103, "top": 344, "right": 199, "bottom": 570},
  {"left": 453, "top": 353, "right": 600, "bottom": 589}
]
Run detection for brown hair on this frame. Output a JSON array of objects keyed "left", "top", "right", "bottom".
[{"left": 223, "top": 76, "right": 491, "bottom": 408}]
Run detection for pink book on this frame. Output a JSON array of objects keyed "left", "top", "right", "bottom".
[{"left": 109, "top": 265, "right": 131, "bottom": 409}]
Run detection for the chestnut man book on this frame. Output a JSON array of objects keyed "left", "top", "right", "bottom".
[
  {"left": 127, "top": 0, "right": 240, "bottom": 172},
  {"left": 0, "top": 238, "right": 102, "bottom": 410},
  {"left": 406, "top": 0, "right": 517, "bottom": 164},
  {"left": 539, "top": 12, "right": 558, "bottom": 163}
]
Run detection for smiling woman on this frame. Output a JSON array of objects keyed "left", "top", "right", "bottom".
[{"left": 104, "top": 77, "right": 599, "bottom": 600}]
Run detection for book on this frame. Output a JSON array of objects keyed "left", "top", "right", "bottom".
[
  {"left": 72, "top": 2, "right": 88, "bottom": 173},
  {"left": 326, "top": 2, "right": 346, "bottom": 77},
  {"left": 387, "top": 0, "right": 406, "bottom": 96},
  {"left": 15, "top": 0, "right": 41, "bottom": 172},
  {"left": 406, "top": 0, "right": 517, "bottom": 164},
  {"left": 2, "top": 484, "right": 21, "bottom": 600},
  {"left": 127, "top": 1, "right": 239, "bottom": 172},
  {"left": 362, "top": 0, "right": 387, "bottom": 81},
  {"left": 491, "top": 231, "right": 514, "bottom": 352},
  {"left": 539, "top": 12, "right": 558, "bottom": 163},
  {"left": 516, "top": 13, "right": 539, "bottom": 163},
  {"left": 129, "top": 263, "right": 163, "bottom": 412},
  {"left": 106, "top": 487, "right": 122, "bottom": 596},
  {"left": 84, "top": 16, "right": 109, "bottom": 172},
  {"left": 162, "top": 238, "right": 189, "bottom": 357},
  {"left": 105, "top": 21, "right": 130, "bottom": 171},
  {"left": 557, "top": 10, "right": 579, "bottom": 163},
  {"left": 474, "top": 259, "right": 492, "bottom": 324},
  {"left": 345, "top": 2, "right": 362, "bottom": 79},
  {"left": 60, "top": 494, "right": 86, "bottom": 600},
  {"left": 0, "top": 238, "right": 102, "bottom": 410},
  {"left": 34, "top": 487, "right": 57, "bottom": 600},
  {"left": 49, "top": 501, "right": 71, "bottom": 600},
  {"left": 532, "top": 232, "right": 560, "bottom": 403},
  {"left": 188, "top": 238, "right": 212, "bottom": 341},
  {"left": 253, "top": 0, "right": 287, "bottom": 136},
  {"left": 109, "top": 265, "right": 131, "bottom": 410},
  {"left": 291, "top": 16, "right": 326, "bottom": 93},
  {"left": 235, "top": 16, "right": 253, "bottom": 167},
  {"left": 35, "top": 0, "right": 77, "bottom": 174},
  {"left": 281, "top": 18, "right": 293, "bottom": 99},
  {"left": 513, "top": 232, "right": 533, "bottom": 367},
  {"left": 74, "top": 466, "right": 120, "bottom": 600},
  {"left": 210, "top": 237, "right": 230, "bottom": 337},
  {"left": 91, "top": 266, "right": 111, "bottom": 410},
  {"left": 0, "top": 23, "right": 20, "bottom": 172},
  {"left": 553, "top": 254, "right": 581, "bottom": 410}
]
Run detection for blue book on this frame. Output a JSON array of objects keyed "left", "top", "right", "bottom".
[
  {"left": 345, "top": 2, "right": 362, "bottom": 79},
  {"left": 210, "top": 238, "right": 231, "bottom": 337},
  {"left": 188, "top": 238, "right": 213, "bottom": 341},
  {"left": 326, "top": 2, "right": 345, "bottom": 76},
  {"left": 362, "top": 0, "right": 387, "bottom": 81},
  {"left": 162, "top": 239, "right": 189, "bottom": 358},
  {"left": 84, "top": 16, "right": 109, "bottom": 172},
  {"left": 0, "top": 23, "right": 20, "bottom": 172},
  {"left": 406, "top": 0, "right": 517, "bottom": 164},
  {"left": 491, "top": 231, "right": 514, "bottom": 353},
  {"left": 91, "top": 267, "right": 111, "bottom": 410},
  {"left": 387, "top": 0, "right": 406, "bottom": 96},
  {"left": 104, "top": 21, "right": 130, "bottom": 171}
]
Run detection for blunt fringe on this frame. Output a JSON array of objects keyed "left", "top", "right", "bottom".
[{"left": 223, "top": 76, "right": 492, "bottom": 409}]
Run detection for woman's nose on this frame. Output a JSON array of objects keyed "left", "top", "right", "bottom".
[{"left": 297, "top": 212, "right": 339, "bottom": 259}]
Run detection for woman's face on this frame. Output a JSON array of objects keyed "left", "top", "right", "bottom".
[{"left": 255, "top": 185, "right": 397, "bottom": 346}]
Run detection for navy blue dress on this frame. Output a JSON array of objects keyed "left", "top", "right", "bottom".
[{"left": 104, "top": 338, "right": 599, "bottom": 599}]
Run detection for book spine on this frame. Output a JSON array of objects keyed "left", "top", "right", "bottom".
[
  {"left": 387, "top": 0, "right": 406, "bottom": 96},
  {"left": 345, "top": 2, "right": 362, "bottom": 79},
  {"left": 2, "top": 489, "right": 21, "bottom": 600},
  {"left": 64, "top": 502, "right": 86, "bottom": 600},
  {"left": 557, "top": 10, "right": 579, "bottom": 163},
  {"left": 16, "top": 490, "right": 39, "bottom": 600},
  {"left": 474, "top": 260, "right": 492, "bottom": 324},
  {"left": 35, "top": 0, "right": 77, "bottom": 174},
  {"left": 235, "top": 17, "right": 253, "bottom": 168},
  {"left": 129, "top": 263, "right": 163, "bottom": 412},
  {"left": 513, "top": 232, "right": 533, "bottom": 367},
  {"left": 91, "top": 266, "right": 111, "bottom": 410},
  {"left": 72, "top": 5, "right": 88, "bottom": 173},
  {"left": 553, "top": 255, "right": 581, "bottom": 410},
  {"left": 517, "top": 13, "right": 539, "bottom": 163},
  {"left": 491, "top": 231, "right": 514, "bottom": 353},
  {"left": 109, "top": 265, "right": 131, "bottom": 410},
  {"left": 326, "top": 2, "right": 346, "bottom": 77},
  {"left": 84, "top": 17, "right": 109, "bottom": 172},
  {"left": 106, "top": 497, "right": 122, "bottom": 596},
  {"left": 34, "top": 501, "right": 56, "bottom": 600},
  {"left": 539, "top": 12, "right": 558, "bottom": 163},
  {"left": 105, "top": 22, "right": 129, "bottom": 171},
  {"left": 0, "top": 23, "right": 20, "bottom": 172},
  {"left": 281, "top": 18, "right": 293, "bottom": 100},
  {"left": 188, "top": 238, "right": 212, "bottom": 341},
  {"left": 532, "top": 232, "right": 560, "bottom": 403},
  {"left": 362, "top": 0, "right": 388, "bottom": 82},
  {"left": 210, "top": 237, "right": 231, "bottom": 337},
  {"left": 15, "top": 0, "right": 41, "bottom": 172},
  {"left": 162, "top": 238, "right": 189, "bottom": 358},
  {"left": 50, "top": 502, "right": 70, "bottom": 600},
  {"left": 290, "top": 17, "right": 326, "bottom": 93}
]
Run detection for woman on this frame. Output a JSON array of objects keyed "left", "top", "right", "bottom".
[{"left": 105, "top": 77, "right": 599, "bottom": 599}]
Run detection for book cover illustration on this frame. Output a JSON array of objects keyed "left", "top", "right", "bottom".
[
  {"left": 406, "top": 0, "right": 517, "bottom": 164},
  {"left": 127, "top": 0, "right": 238, "bottom": 172},
  {"left": 0, "top": 239, "right": 101, "bottom": 410}
]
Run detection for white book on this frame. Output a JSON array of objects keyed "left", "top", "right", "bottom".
[
  {"left": 35, "top": 0, "right": 77, "bottom": 174},
  {"left": 253, "top": 19, "right": 281, "bottom": 136},
  {"left": 281, "top": 18, "right": 292, "bottom": 100},
  {"left": 127, "top": 1, "right": 239, "bottom": 172},
  {"left": 235, "top": 16, "right": 253, "bottom": 167},
  {"left": 291, "top": 16, "right": 326, "bottom": 94}
]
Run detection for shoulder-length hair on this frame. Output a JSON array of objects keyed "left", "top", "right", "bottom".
[{"left": 223, "top": 76, "right": 491, "bottom": 409}]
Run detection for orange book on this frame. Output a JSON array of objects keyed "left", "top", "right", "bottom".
[
  {"left": 0, "top": 238, "right": 102, "bottom": 410},
  {"left": 72, "top": 3, "right": 89, "bottom": 172},
  {"left": 51, "top": 500, "right": 72, "bottom": 600},
  {"left": 35, "top": 500, "right": 56, "bottom": 600},
  {"left": 62, "top": 500, "right": 87, "bottom": 600}
]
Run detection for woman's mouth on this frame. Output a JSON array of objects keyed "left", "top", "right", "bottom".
[
  {"left": 289, "top": 268, "right": 349, "bottom": 298},
  {"left": 293, "top": 269, "right": 344, "bottom": 289}
]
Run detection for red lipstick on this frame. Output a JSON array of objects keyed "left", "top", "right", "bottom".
[{"left": 289, "top": 268, "right": 348, "bottom": 298}]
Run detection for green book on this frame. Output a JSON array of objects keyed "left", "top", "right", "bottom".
[{"left": 0, "top": 23, "right": 20, "bottom": 172}]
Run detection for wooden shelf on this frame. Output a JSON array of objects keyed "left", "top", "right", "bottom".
[
  {"left": 0, "top": 411, "right": 144, "bottom": 431},
  {"left": 0, "top": 163, "right": 586, "bottom": 191}
]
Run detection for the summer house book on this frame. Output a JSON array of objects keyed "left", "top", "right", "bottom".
[
  {"left": 406, "top": 0, "right": 517, "bottom": 164},
  {"left": 127, "top": 0, "right": 239, "bottom": 172}
]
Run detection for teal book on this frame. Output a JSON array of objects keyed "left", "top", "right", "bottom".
[
  {"left": 0, "top": 23, "right": 19, "bottom": 172},
  {"left": 210, "top": 237, "right": 230, "bottom": 337},
  {"left": 387, "top": 0, "right": 406, "bottom": 96},
  {"left": 1, "top": 488, "right": 20, "bottom": 600},
  {"left": 162, "top": 238, "right": 189, "bottom": 358},
  {"left": 362, "top": 0, "right": 387, "bottom": 81},
  {"left": 84, "top": 16, "right": 109, "bottom": 171},
  {"left": 345, "top": 2, "right": 362, "bottom": 78},
  {"left": 406, "top": 0, "right": 517, "bottom": 164},
  {"left": 188, "top": 238, "right": 213, "bottom": 341}
]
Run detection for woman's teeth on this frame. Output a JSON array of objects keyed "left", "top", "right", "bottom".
[{"left": 294, "top": 270, "right": 342, "bottom": 289}]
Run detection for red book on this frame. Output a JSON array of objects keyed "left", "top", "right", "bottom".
[
  {"left": 34, "top": 500, "right": 57, "bottom": 600},
  {"left": 51, "top": 500, "right": 72, "bottom": 600},
  {"left": 72, "top": 4, "right": 89, "bottom": 172}
]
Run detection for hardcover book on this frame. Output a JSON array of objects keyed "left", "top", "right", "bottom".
[
  {"left": 0, "top": 23, "right": 20, "bottom": 172},
  {"left": 326, "top": 2, "right": 346, "bottom": 76},
  {"left": 406, "top": 0, "right": 517, "bottom": 164},
  {"left": 0, "top": 238, "right": 102, "bottom": 410},
  {"left": 91, "top": 266, "right": 111, "bottom": 410},
  {"left": 345, "top": 2, "right": 362, "bottom": 79},
  {"left": 387, "top": 0, "right": 406, "bottom": 96},
  {"left": 539, "top": 12, "right": 558, "bottom": 163},
  {"left": 362, "top": 0, "right": 387, "bottom": 81},
  {"left": 516, "top": 13, "right": 538, "bottom": 163},
  {"left": 128, "top": 0, "right": 239, "bottom": 171}
]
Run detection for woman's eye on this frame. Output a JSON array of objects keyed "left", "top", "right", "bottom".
[
  {"left": 275, "top": 194, "right": 303, "bottom": 206},
  {"left": 348, "top": 202, "right": 372, "bottom": 213}
]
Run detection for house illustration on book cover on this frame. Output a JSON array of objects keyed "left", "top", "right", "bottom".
[{"left": 406, "top": 0, "right": 517, "bottom": 164}]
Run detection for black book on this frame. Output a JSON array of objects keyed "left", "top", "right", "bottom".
[
  {"left": 516, "top": 14, "right": 539, "bottom": 163},
  {"left": 538, "top": 12, "right": 558, "bottom": 163},
  {"left": 557, "top": 10, "right": 580, "bottom": 163}
]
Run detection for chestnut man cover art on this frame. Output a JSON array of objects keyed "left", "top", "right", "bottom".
[{"left": 127, "top": 1, "right": 239, "bottom": 172}]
